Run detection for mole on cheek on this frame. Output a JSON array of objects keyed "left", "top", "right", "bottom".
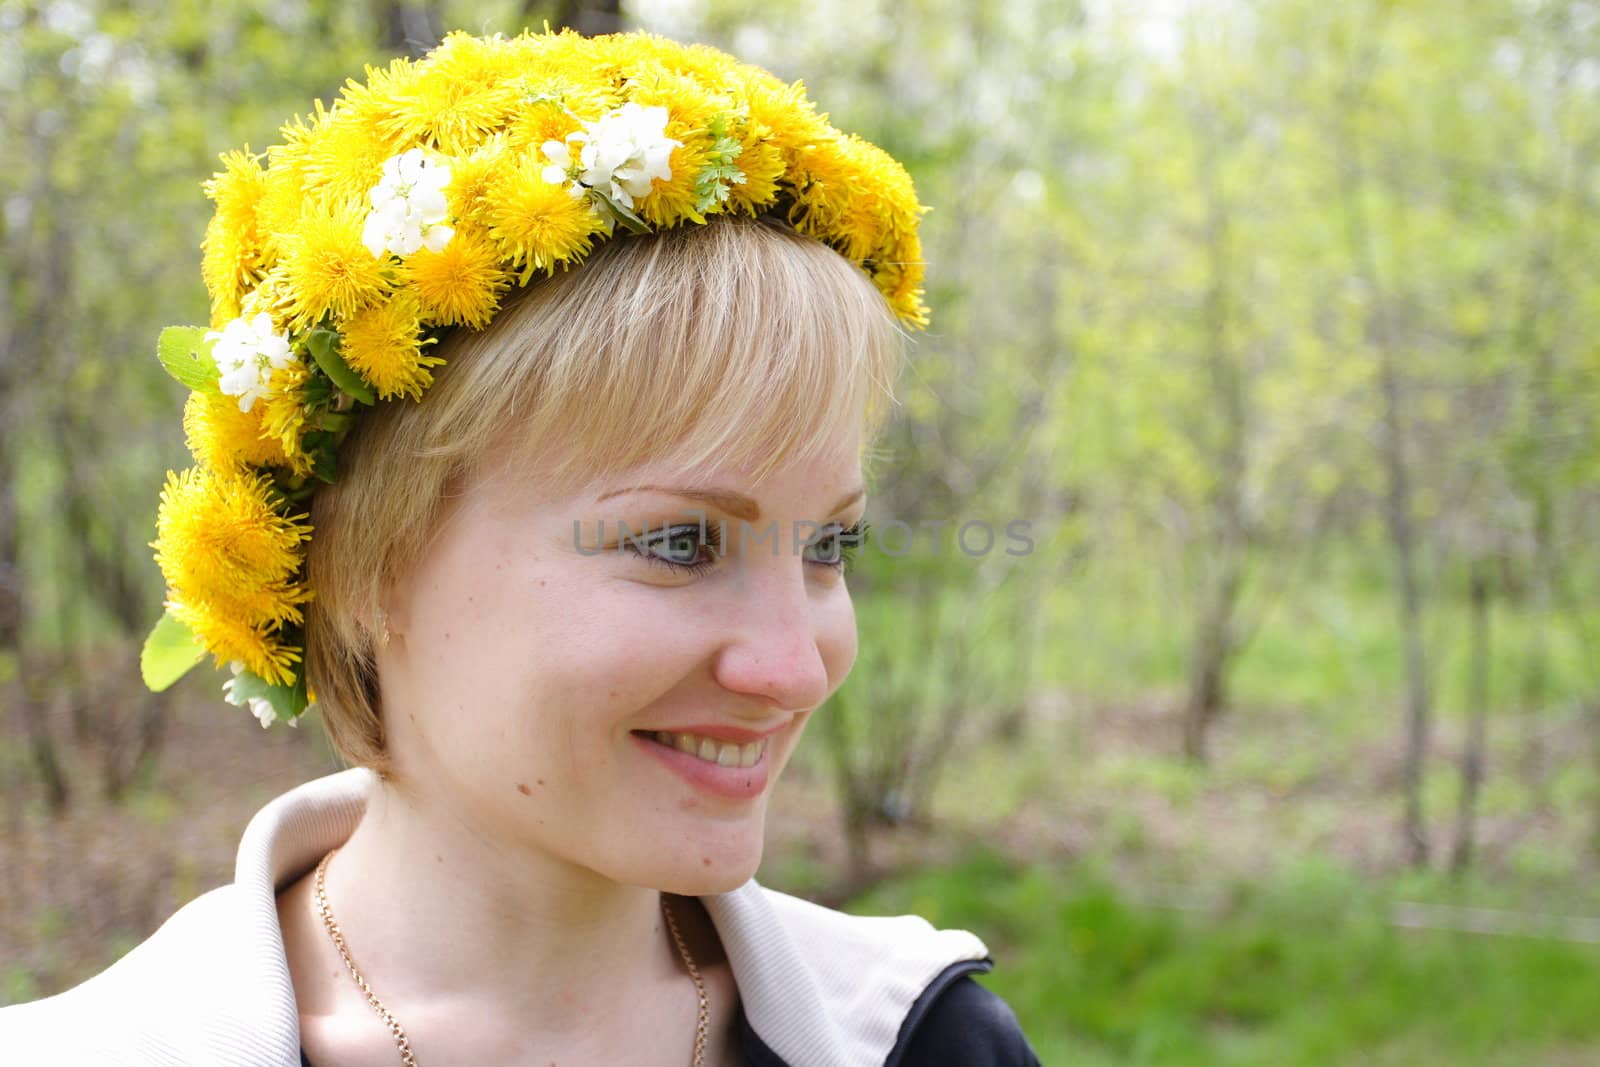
[{"left": 517, "top": 783, "right": 532, "bottom": 796}]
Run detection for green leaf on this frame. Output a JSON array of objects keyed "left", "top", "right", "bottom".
[
  {"left": 227, "top": 667, "right": 309, "bottom": 725},
  {"left": 692, "top": 133, "right": 746, "bottom": 214},
  {"left": 141, "top": 610, "right": 207, "bottom": 691},
  {"left": 301, "top": 429, "right": 339, "bottom": 484},
  {"left": 306, "top": 328, "right": 376, "bottom": 406},
  {"left": 157, "top": 326, "right": 220, "bottom": 392},
  {"left": 589, "top": 188, "right": 652, "bottom": 235}
]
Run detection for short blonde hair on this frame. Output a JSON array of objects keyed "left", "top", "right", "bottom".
[{"left": 304, "top": 214, "right": 907, "bottom": 775}]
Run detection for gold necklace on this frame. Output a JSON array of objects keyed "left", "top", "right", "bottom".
[{"left": 313, "top": 848, "right": 709, "bottom": 1067}]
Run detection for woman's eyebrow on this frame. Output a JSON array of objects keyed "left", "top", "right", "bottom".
[{"left": 595, "top": 485, "right": 867, "bottom": 522}]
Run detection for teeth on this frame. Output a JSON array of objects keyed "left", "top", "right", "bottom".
[{"left": 649, "top": 730, "right": 767, "bottom": 769}]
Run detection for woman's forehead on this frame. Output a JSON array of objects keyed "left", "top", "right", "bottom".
[{"left": 471, "top": 428, "right": 864, "bottom": 518}]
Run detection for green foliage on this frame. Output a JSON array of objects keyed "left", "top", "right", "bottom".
[
  {"left": 138, "top": 610, "right": 206, "bottom": 691},
  {"left": 850, "top": 851, "right": 1600, "bottom": 1066},
  {"left": 225, "top": 664, "right": 309, "bottom": 725},
  {"left": 155, "top": 327, "right": 219, "bottom": 393},
  {"left": 692, "top": 107, "right": 747, "bottom": 213},
  {"left": 305, "top": 328, "right": 375, "bottom": 406}
]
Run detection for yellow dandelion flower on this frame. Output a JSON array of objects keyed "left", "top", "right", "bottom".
[
  {"left": 726, "top": 122, "right": 785, "bottom": 215},
  {"left": 502, "top": 102, "right": 582, "bottom": 156},
  {"left": 401, "top": 226, "right": 509, "bottom": 329},
  {"left": 835, "top": 200, "right": 885, "bottom": 263},
  {"left": 369, "top": 36, "right": 522, "bottom": 154},
  {"left": 430, "top": 30, "right": 528, "bottom": 81},
  {"left": 875, "top": 233, "right": 929, "bottom": 329},
  {"left": 440, "top": 137, "right": 508, "bottom": 227},
  {"left": 200, "top": 149, "right": 269, "bottom": 324},
  {"left": 169, "top": 596, "right": 303, "bottom": 688},
  {"left": 791, "top": 134, "right": 858, "bottom": 238},
  {"left": 152, "top": 467, "right": 312, "bottom": 633},
  {"left": 259, "top": 360, "right": 316, "bottom": 477},
  {"left": 628, "top": 65, "right": 726, "bottom": 134},
  {"left": 603, "top": 31, "right": 685, "bottom": 73},
  {"left": 503, "top": 26, "right": 592, "bottom": 77},
  {"left": 663, "top": 40, "right": 743, "bottom": 84},
  {"left": 483, "top": 155, "right": 604, "bottom": 281},
  {"left": 255, "top": 118, "right": 319, "bottom": 261},
  {"left": 792, "top": 133, "right": 928, "bottom": 264},
  {"left": 298, "top": 108, "right": 413, "bottom": 208},
  {"left": 738, "top": 76, "right": 832, "bottom": 165},
  {"left": 336, "top": 55, "right": 418, "bottom": 137},
  {"left": 183, "top": 390, "right": 289, "bottom": 471},
  {"left": 277, "top": 199, "right": 391, "bottom": 330},
  {"left": 338, "top": 292, "right": 444, "bottom": 401}
]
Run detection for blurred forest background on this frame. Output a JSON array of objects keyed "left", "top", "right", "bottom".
[{"left": 4, "top": 0, "right": 1600, "bottom": 1062}]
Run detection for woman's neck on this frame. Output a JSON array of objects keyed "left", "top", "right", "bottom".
[{"left": 282, "top": 777, "right": 699, "bottom": 1053}]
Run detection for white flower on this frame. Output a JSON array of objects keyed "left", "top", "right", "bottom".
[
  {"left": 206, "top": 312, "right": 296, "bottom": 414},
  {"left": 362, "top": 148, "right": 454, "bottom": 258},
  {"left": 222, "top": 660, "right": 278, "bottom": 729},
  {"left": 541, "top": 102, "right": 680, "bottom": 212}
]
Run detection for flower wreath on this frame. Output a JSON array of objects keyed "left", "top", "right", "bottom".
[{"left": 141, "top": 27, "right": 929, "bottom": 728}]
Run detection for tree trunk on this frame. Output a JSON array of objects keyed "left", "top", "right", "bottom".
[
  {"left": 1385, "top": 362, "right": 1432, "bottom": 870},
  {"left": 1332, "top": 5, "right": 1431, "bottom": 868},
  {"left": 1519, "top": 458, "right": 1556, "bottom": 811},
  {"left": 1182, "top": 575, "right": 1239, "bottom": 764},
  {"left": 1450, "top": 562, "right": 1491, "bottom": 876},
  {"left": 21, "top": 693, "right": 69, "bottom": 815},
  {"left": 1181, "top": 92, "right": 1248, "bottom": 765},
  {"left": 545, "top": 0, "right": 624, "bottom": 35}
]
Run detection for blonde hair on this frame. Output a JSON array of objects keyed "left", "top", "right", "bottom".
[{"left": 304, "top": 214, "right": 907, "bottom": 775}]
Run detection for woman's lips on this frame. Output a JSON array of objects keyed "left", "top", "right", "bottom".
[{"left": 631, "top": 730, "right": 770, "bottom": 800}]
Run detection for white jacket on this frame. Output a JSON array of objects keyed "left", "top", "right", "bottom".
[{"left": 0, "top": 768, "right": 1029, "bottom": 1066}]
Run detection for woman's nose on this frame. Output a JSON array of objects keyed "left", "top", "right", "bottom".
[{"left": 711, "top": 562, "right": 836, "bottom": 713}]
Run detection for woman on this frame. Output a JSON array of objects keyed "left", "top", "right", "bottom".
[{"left": 0, "top": 28, "right": 1042, "bottom": 1067}]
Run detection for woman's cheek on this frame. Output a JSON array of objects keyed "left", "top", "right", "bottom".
[{"left": 820, "top": 589, "right": 860, "bottom": 691}]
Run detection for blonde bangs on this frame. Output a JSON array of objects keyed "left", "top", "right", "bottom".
[{"left": 423, "top": 213, "right": 906, "bottom": 493}]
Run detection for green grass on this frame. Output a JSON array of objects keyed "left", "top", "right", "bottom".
[{"left": 848, "top": 849, "right": 1600, "bottom": 1066}]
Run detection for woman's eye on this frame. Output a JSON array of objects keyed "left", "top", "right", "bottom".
[
  {"left": 659, "top": 529, "right": 705, "bottom": 564},
  {"left": 624, "top": 524, "right": 719, "bottom": 575},
  {"left": 806, "top": 521, "right": 869, "bottom": 572}
]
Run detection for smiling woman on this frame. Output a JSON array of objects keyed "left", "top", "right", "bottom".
[{"left": 0, "top": 27, "right": 1041, "bottom": 1067}]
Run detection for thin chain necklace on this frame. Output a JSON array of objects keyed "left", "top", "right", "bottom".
[{"left": 313, "top": 848, "right": 709, "bottom": 1066}]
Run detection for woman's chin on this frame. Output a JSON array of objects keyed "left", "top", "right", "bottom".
[{"left": 650, "top": 844, "right": 764, "bottom": 896}]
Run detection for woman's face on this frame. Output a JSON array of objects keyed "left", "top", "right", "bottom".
[{"left": 376, "top": 429, "right": 865, "bottom": 895}]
